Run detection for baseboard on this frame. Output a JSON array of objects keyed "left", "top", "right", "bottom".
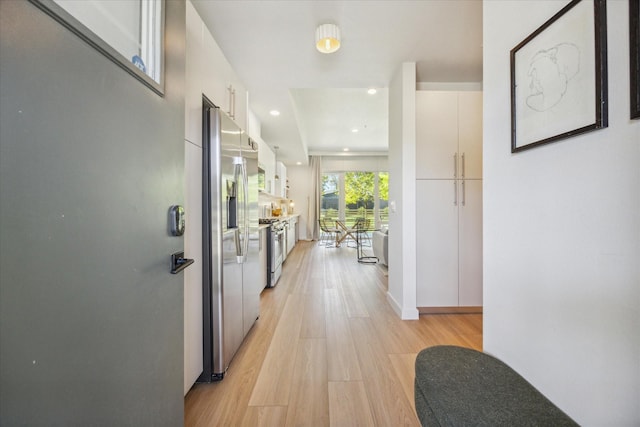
[
  {"left": 387, "top": 292, "right": 419, "bottom": 320},
  {"left": 418, "top": 306, "right": 483, "bottom": 314},
  {"left": 377, "top": 264, "right": 388, "bottom": 277}
]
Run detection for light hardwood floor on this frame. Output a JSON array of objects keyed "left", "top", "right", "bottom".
[{"left": 185, "top": 241, "right": 482, "bottom": 426}]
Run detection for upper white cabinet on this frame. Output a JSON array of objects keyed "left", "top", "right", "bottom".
[
  {"left": 185, "top": 2, "right": 205, "bottom": 146},
  {"left": 416, "top": 91, "right": 482, "bottom": 180},
  {"left": 202, "top": 22, "right": 247, "bottom": 130},
  {"left": 276, "top": 161, "right": 287, "bottom": 198},
  {"left": 458, "top": 92, "right": 483, "bottom": 180},
  {"left": 185, "top": 1, "right": 247, "bottom": 147},
  {"left": 255, "top": 136, "right": 275, "bottom": 194}
]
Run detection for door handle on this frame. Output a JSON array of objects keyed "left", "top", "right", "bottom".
[{"left": 170, "top": 251, "right": 194, "bottom": 274}]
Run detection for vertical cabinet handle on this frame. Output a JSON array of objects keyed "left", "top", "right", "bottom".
[
  {"left": 462, "top": 180, "right": 466, "bottom": 206},
  {"left": 453, "top": 153, "right": 458, "bottom": 179},
  {"left": 227, "top": 85, "right": 236, "bottom": 120},
  {"left": 454, "top": 181, "right": 458, "bottom": 206},
  {"left": 231, "top": 88, "right": 236, "bottom": 120},
  {"left": 461, "top": 153, "right": 466, "bottom": 179}
]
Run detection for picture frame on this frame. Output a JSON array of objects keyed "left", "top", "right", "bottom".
[
  {"left": 631, "top": 0, "right": 640, "bottom": 120},
  {"left": 510, "top": 0, "right": 608, "bottom": 153}
]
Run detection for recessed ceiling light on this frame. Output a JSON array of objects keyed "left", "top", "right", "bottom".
[
  {"left": 296, "top": 161, "right": 302, "bottom": 165},
  {"left": 343, "top": 148, "right": 349, "bottom": 152},
  {"left": 351, "top": 128, "right": 358, "bottom": 133},
  {"left": 270, "top": 110, "right": 280, "bottom": 116},
  {"left": 367, "top": 88, "right": 377, "bottom": 95}
]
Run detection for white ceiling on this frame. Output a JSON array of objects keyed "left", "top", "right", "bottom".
[{"left": 191, "top": 0, "right": 483, "bottom": 165}]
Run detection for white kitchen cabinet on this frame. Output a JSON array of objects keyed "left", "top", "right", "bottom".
[
  {"left": 223, "top": 79, "right": 247, "bottom": 132},
  {"left": 197, "top": 6, "right": 247, "bottom": 130},
  {"left": 203, "top": 32, "right": 247, "bottom": 130},
  {"left": 256, "top": 137, "right": 275, "bottom": 194},
  {"left": 415, "top": 90, "right": 483, "bottom": 308},
  {"left": 286, "top": 216, "right": 297, "bottom": 255},
  {"left": 458, "top": 179, "right": 483, "bottom": 306},
  {"left": 185, "top": 2, "right": 205, "bottom": 146},
  {"left": 185, "top": 1, "right": 248, "bottom": 142},
  {"left": 416, "top": 91, "right": 482, "bottom": 180},
  {"left": 416, "top": 92, "right": 457, "bottom": 179},
  {"left": 458, "top": 92, "right": 483, "bottom": 180},
  {"left": 416, "top": 179, "right": 483, "bottom": 307},
  {"left": 416, "top": 180, "right": 459, "bottom": 306},
  {"left": 276, "top": 161, "right": 287, "bottom": 198}
]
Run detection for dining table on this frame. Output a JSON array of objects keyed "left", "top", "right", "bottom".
[{"left": 334, "top": 220, "right": 356, "bottom": 246}]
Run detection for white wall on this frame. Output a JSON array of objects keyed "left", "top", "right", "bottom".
[
  {"left": 484, "top": 1, "right": 640, "bottom": 425},
  {"left": 388, "top": 63, "right": 419, "bottom": 320}
]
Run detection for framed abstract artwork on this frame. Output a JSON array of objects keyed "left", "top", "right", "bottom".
[{"left": 510, "top": 0, "right": 608, "bottom": 152}]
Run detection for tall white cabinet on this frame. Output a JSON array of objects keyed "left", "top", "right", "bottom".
[{"left": 416, "top": 91, "right": 483, "bottom": 308}]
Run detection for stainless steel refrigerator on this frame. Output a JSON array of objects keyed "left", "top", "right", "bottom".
[{"left": 200, "top": 102, "right": 260, "bottom": 381}]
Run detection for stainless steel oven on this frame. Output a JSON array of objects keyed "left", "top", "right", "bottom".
[{"left": 265, "top": 220, "right": 284, "bottom": 287}]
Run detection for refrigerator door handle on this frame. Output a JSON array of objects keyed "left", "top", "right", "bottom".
[
  {"left": 232, "top": 157, "right": 244, "bottom": 263},
  {"left": 242, "top": 158, "right": 249, "bottom": 261},
  {"left": 235, "top": 229, "right": 243, "bottom": 263}
]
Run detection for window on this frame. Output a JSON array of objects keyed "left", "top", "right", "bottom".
[
  {"left": 31, "top": 0, "right": 164, "bottom": 95},
  {"left": 321, "top": 173, "right": 339, "bottom": 221},
  {"left": 345, "top": 171, "right": 375, "bottom": 224},
  {"left": 321, "top": 171, "right": 388, "bottom": 229}
]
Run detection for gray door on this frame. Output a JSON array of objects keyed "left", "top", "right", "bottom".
[{"left": 0, "top": 2, "right": 186, "bottom": 425}]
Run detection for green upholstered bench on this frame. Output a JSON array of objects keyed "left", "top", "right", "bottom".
[{"left": 414, "top": 346, "right": 578, "bottom": 426}]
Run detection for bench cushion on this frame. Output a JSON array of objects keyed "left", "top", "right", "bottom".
[{"left": 414, "top": 346, "right": 578, "bottom": 426}]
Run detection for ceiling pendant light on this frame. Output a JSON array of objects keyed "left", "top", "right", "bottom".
[{"left": 315, "top": 23, "right": 341, "bottom": 54}]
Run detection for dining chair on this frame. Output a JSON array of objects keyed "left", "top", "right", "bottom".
[{"left": 318, "top": 218, "right": 341, "bottom": 247}]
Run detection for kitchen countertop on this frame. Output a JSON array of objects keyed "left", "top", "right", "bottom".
[{"left": 259, "top": 213, "right": 300, "bottom": 222}]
